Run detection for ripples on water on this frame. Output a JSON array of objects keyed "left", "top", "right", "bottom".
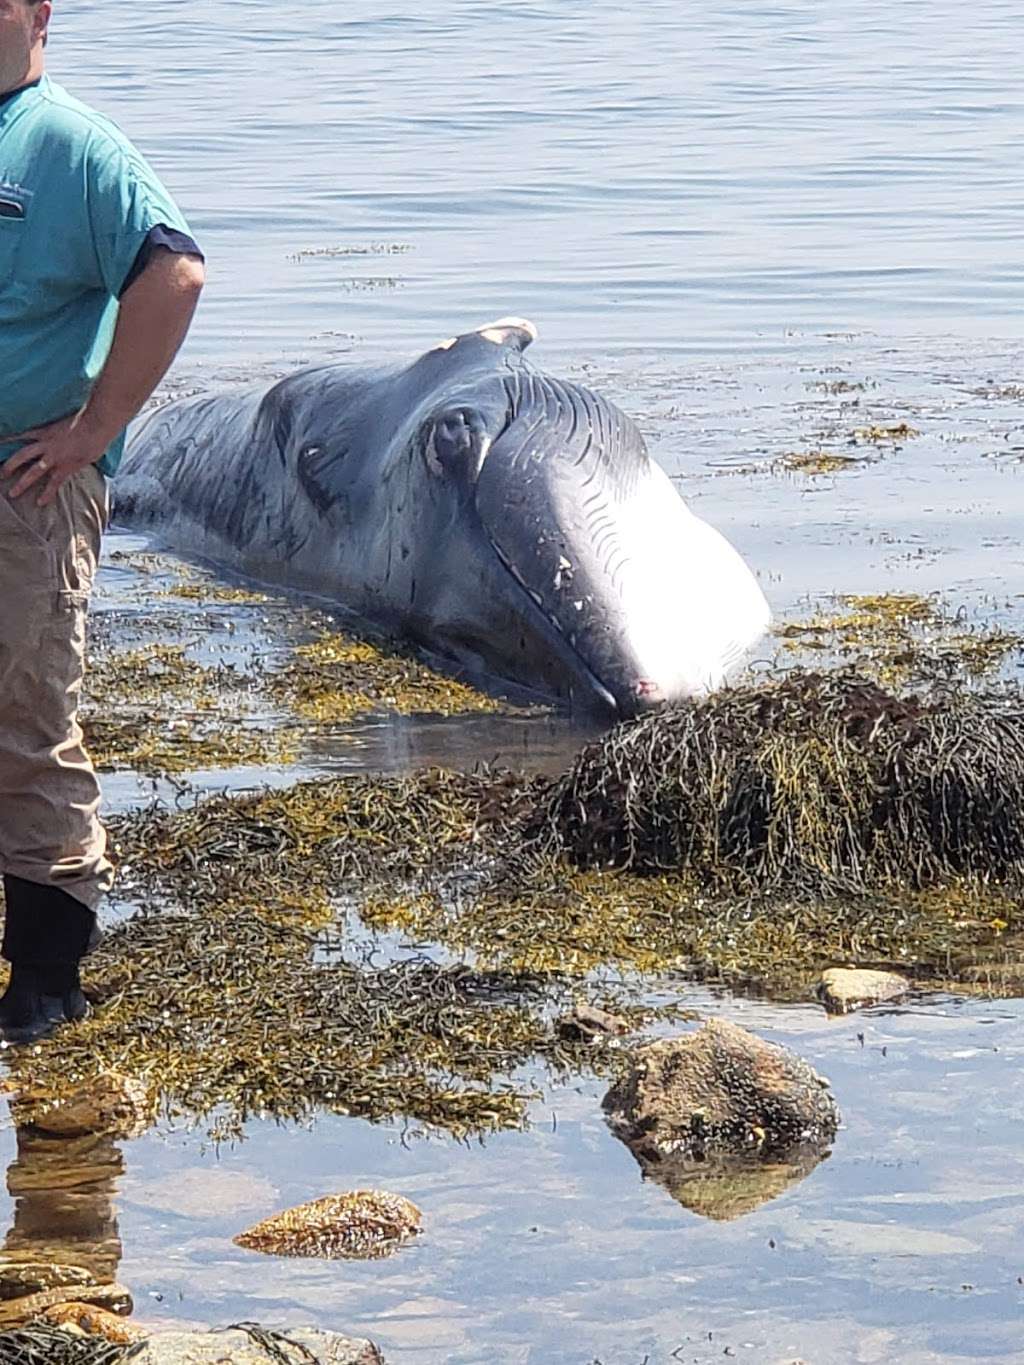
[
  {"left": 62, "top": 0, "right": 1024, "bottom": 359},
  {"left": 7, "top": 4, "right": 1024, "bottom": 1362}
]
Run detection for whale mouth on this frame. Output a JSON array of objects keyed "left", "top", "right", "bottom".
[
  {"left": 471, "top": 373, "right": 658, "bottom": 716},
  {"left": 485, "top": 534, "right": 622, "bottom": 716},
  {"left": 472, "top": 373, "right": 770, "bottom": 716}
]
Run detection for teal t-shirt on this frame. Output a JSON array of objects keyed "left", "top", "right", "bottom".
[{"left": 0, "top": 75, "right": 194, "bottom": 476}]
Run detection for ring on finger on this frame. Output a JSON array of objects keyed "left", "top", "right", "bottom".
[{"left": 36, "top": 458, "right": 48, "bottom": 472}]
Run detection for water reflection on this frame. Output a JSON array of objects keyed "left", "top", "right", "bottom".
[
  {"left": 633, "top": 1150, "right": 830, "bottom": 1223},
  {"left": 3, "top": 1123, "right": 124, "bottom": 1300}
]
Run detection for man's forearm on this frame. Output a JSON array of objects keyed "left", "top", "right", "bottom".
[{"left": 84, "top": 250, "right": 205, "bottom": 443}]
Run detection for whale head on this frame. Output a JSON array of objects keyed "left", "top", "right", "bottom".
[{"left": 382, "top": 321, "right": 771, "bottom": 716}]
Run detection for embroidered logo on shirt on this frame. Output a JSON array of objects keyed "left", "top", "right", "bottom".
[{"left": 0, "top": 179, "right": 31, "bottom": 220}]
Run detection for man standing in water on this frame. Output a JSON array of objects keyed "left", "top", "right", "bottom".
[{"left": 0, "top": 0, "right": 205, "bottom": 1041}]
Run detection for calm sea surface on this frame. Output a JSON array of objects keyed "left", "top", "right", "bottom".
[
  {"left": 58, "top": 0, "right": 1024, "bottom": 361},
  {"left": 4, "top": 4, "right": 1024, "bottom": 1363}
]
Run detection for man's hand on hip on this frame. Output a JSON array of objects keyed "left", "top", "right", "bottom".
[{"left": 3, "top": 411, "right": 113, "bottom": 505}]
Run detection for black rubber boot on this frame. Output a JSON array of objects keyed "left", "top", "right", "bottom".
[
  {"left": 0, "top": 965, "right": 88, "bottom": 1045},
  {"left": 0, "top": 876, "right": 94, "bottom": 1046}
]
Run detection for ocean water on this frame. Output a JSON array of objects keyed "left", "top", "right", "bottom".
[
  {"left": 57, "top": 0, "right": 1024, "bottom": 362},
  {"left": 3, "top": 4, "right": 1024, "bottom": 1362}
]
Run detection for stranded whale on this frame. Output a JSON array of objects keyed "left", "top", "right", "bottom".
[{"left": 116, "top": 319, "right": 770, "bottom": 716}]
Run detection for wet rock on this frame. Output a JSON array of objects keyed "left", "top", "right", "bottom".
[
  {"left": 15, "top": 1073, "right": 156, "bottom": 1140},
  {"left": 556, "top": 1003, "right": 630, "bottom": 1043},
  {"left": 234, "top": 1190, "right": 422, "bottom": 1260},
  {"left": 818, "top": 967, "right": 908, "bottom": 1014},
  {"left": 37, "top": 1302, "right": 146, "bottom": 1344},
  {"left": 134, "top": 1327, "right": 384, "bottom": 1365},
  {"left": 604, "top": 1019, "right": 839, "bottom": 1163},
  {"left": 0, "top": 1281, "right": 132, "bottom": 1327},
  {"left": 603, "top": 1022, "right": 838, "bottom": 1222},
  {"left": 0, "top": 1325, "right": 384, "bottom": 1365}
]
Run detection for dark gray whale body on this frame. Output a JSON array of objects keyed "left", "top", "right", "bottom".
[{"left": 117, "top": 319, "right": 769, "bottom": 716}]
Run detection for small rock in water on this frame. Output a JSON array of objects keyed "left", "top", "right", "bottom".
[
  {"left": 234, "top": 1190, "right": 422, "bottom": 1260},
  {"left": 603, "top": 1021, "right": 839, "bottom": 1221},
  {"left": 556, "top": 1003, "right": 630, "bottom": 1042},
  {"left": 15, "top": 1072, "right": 156, "bottom": 1140},
  {"left": 818, "top": 967, "right": 908, "bottom": 1015},
  {"left": 604, "top": 1019, "right": 839, "bottom": 1163},
  {"left": 37, "top": 1302, "right": 146, "bottom": 1344}
]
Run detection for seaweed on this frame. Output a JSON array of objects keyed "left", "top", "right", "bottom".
[
  {"left": 7, "top": 771, "right": 629, "bottom": 1140},
  {"left": 82, "top": 548, "right": 521, "bottom": 776},
  {"left": 851, "top": 422, "right": 919, "bottom": 442},
  {"left": 533, "top": 671, "right": 1024, "bottom": 896},
  {"left": 0, "top": 1327, "right": 143, "bottom": 1365},
  {"left": 776, "top": 451, "right": 867, "bottom": 476},
  {"left": 777, "top": 593, "right": 1020, "bottom": 687},
  {"left": 268, "top": 631, "right": 512, "bottom": 724}
]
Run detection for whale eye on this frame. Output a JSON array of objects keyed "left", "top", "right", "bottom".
[{"left": 420, "top": 407, "right": 491, "bottom": 484}]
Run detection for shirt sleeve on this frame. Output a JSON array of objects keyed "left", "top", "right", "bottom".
[
  {"left": 83, "top": 131, "right": 196, "bottom": 300},
  {"left": 119, "top": 224, "right": 204, "bottom": 298}
]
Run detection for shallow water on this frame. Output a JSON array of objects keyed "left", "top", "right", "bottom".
[
  {"left": 6, "top": 4, "right": 1024, "bottom": 1362},
  {"left": 5, "top": 991, "right": 1024, "bottom": 1364}
]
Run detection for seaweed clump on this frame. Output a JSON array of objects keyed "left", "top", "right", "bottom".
[
  {"left": 0, "top": 1327, "right": 143, "bottom": 1365},
  {"left": 532, "top": 671, "right": 1024, "bottom": 900},
  {"left": 81, "top": 644, "right": 294, "bottom": 776},
  {"left": 776, "top": 451, "right": 866, "bottom": 476}
]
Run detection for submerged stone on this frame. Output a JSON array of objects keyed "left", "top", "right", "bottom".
[
  {"left": 818, "top": 967, "right": 909, "bottom": 1014},
  {"left": 234, "top": 1190, "right": 422, "bottom": 1260},
  {"left": 555, "top": 1003, "right": 630, "bottom": 1042},
  {"left": 603, "top": 1019, "right": 839, "bottom": 1165}
]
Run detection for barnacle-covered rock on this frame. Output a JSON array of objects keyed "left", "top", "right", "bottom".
[
  {"left": 15, "top": 1073, "right": 156, "bottom": 1140},
  {"left": 604, "top": 1020, "right": 839, "bottom": 1164},
  {"left": 234, "top": 1190, "right": 422, "bottom": 1260},
  {"left": 37, "top": 1302, "right": 146, "bottom": 1344},
  {"left": 604, "top": 1021, "right": 838, "bottom": 1221}
]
